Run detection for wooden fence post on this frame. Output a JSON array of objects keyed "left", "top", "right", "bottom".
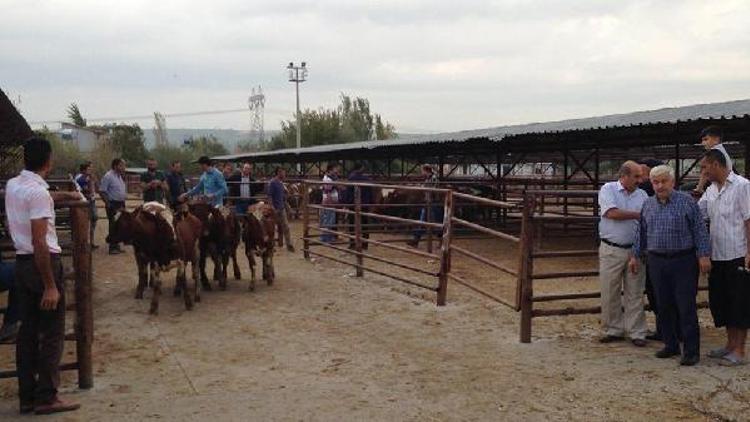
[
  {"left": 517, "top": 194, "right": 536, "bottom": 343},
  {"left": 426, "top": 193, "right": 433, "bottom": 254},
  {"left": 436, "top": 191, "right": 454, "bottom": 306},
  {"left": 302, "top": 181, "right": 310, "bottom": 260},
  {"left": 354, "top": 186, "right": 363, "bottom": 277},
  {"left": 69, "top": 203, "right": 93, "bottom": 389}
]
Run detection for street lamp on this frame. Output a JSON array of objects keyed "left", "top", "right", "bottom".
[{"left": 287, "top": 61, "right": 308, "bottom": 173}]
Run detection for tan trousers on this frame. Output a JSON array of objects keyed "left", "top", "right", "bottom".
[{"left": 599, "top": 242, "right": 647, "bottom": 339}]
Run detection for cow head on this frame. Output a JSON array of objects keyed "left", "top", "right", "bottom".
[{"left": 105, "top": 208, "right": 137, "bottom": 245}]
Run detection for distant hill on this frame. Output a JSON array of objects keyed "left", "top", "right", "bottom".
[{"left": 143, "top": 128, "right": 280, "bottom": 150}]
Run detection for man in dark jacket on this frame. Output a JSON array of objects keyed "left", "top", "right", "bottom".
[
  {"left": 165, "top": 160, "right": 187, "bottom": 210},
  {"left": 227, "top": 162, "right": 259, "bottom": 215},
  {"left": 342, "top": 163, "right": 373, "bottom": 250}
]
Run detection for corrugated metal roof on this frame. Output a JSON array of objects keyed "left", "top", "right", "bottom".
[{"left": 212, "top": 98, "right": 750, "bottom": 161}]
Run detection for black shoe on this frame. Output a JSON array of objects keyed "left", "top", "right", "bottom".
[
  {"left": 631, "top": 338, "right": 647, "bottom": 347},
  {"left": 646, "top": 332, "right": 662, "bottom": 341},
  {"left": 655, "top": 348, "right": 681, "bottom": 359},
  {"left": 680, "top": 355, "right": 700, "bottom": 366},
  {"left": 108, "top": 249, "right": 122, "bottom": 255},
  {"left": 598, "top": 335, "right": 625, "bottom": 343}
]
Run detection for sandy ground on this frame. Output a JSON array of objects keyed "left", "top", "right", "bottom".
[{"left": 1, "top": 219, "right": 750, "bottom": 421}]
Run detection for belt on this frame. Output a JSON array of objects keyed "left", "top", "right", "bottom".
[
  {"left": 601, "top": 238, "right": 633, "bottom": 249},
  {"left": 648, "top": 249, "right": 694, "bottom": 259},
  {"left": 16, "top": 253, "right": 60, "bottom": 261}
]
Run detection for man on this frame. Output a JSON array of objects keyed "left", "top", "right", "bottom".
[
  {"left": 407, "top": 165, "right": 442, "bottom": 248},
  {"left": 180, "top": 156, "right": 228, "bottom": 208},
  {"left": 222, "top": 162, "right": 235, "bottom": 180},
  {"left": 5, "top": 136, "right": 81, "bottom": 414},
  {"left": 698, "top": 150, "right": 750, "bottom": 366},
  {"left": 268, "top": 167, "right": 294, "bottom": 252},
  {"left": 696, "top": 125, "right": 732, "bottom": 194},
  {"left": 165, "top": 160, "right": 187, "bottom": 210},
  {"left": 630, "top": 165, "right": 711, "bottom": 366},
  {"left": 228, "top": 162, "right": 259, "bottom": 215},
  {"left": 140, "top": 158, "right": 167, "bottom": 204},
  {"left": 342, "top": 163, "right": 373, "bottom": 249},
  {"left": 637, "top": 158, "right": 665, "bottom": 341},
  {"left": 597, "top": 161, "right": 649, "bottom": 347},
  {"left": 99, "top": 158, "right": 128, "bottom": 255},
  {"left": 0, "top": 259, "right": 19, "bottom": 342},
  {"left": 74, "top": 162, "right": 98, "bottom": 249},
  {"left": 320, "top": 163, "right": 340, "bottom": 243}
]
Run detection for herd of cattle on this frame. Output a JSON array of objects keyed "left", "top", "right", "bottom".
[
  {"left": 102, "top": 180, "right": 506, "bottom": 315},
  {"left": 106, "top": 201, "right": 277, "bottom": 315}
]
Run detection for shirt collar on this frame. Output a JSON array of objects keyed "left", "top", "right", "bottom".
[{"left": 20, "top": 169, "right": 49, "bottom": 189}]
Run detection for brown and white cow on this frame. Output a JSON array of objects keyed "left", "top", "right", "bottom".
[
  {"left": 242, "top": 203, "right": 276, "bottom": 291},
  {"left": 107, "top": 203, "right": 202, "bottom": 314}
]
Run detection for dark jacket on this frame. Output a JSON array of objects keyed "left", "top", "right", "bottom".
[
  {"left": 342, "top": 171, "right": 373, "bottom": 205},
  {"left": 227, "top": 173, "right": 260, "bottom": 203}
]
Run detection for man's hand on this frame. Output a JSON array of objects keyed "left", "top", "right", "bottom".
[
  {"left": 628, "top": 256, "right": 639, "bottom": 274},
  {"left": 40, "top": 286, "right": 60, "bottom": 310},
  {"left": 699, "top": 256, "right": 712, "bottom": 274},
  {"left": 178, "top": 193, "right": 188, "bottom": 202}
]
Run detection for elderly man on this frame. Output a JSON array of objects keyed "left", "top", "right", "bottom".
[
  {"left": 630, "top": 165, "right": 711, "bottom": 366},
  {"left": 598, "top": 161, "right": 649, "bottom": 346},
  {"left": 228, "top": 162, "right": 259, "bottom": 215},
  {"left": 698, "top": 150, "right": 750, "bottom": 366},
  {"left": 180, "top": 156, "right": 228, "bottom": 208}
]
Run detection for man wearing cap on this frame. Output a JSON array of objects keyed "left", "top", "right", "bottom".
[
  {"left": 180, "top": 156, "right": 227, "bottom": 207},
  {"left": 696, "top": 126, "right": 732, "bottom": 194},
  {"left": 598, "top": 161, "right": 649, "bottom": 346}
]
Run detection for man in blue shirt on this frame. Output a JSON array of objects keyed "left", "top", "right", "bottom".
[
  {"left": 630, "top": 165, "right": 711, "bottom": 366},
  {"left": 74, "top": 162, "right": 98, "bottom": 249},
  {"left": 99, "top": 158, "right": 128, "bottom": 255},
  {"left": 598, "top": 161, "right": 648, "bottom": 346},
  {"left": 268, "top": 167, "right": 293, "bottom": 252},
  {"left": 180, "top": 156, "right": 227, "bottom": 208}
]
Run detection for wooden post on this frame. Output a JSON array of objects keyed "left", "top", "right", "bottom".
[
  {"left": 436, "top": 191, "right": 454, "bottom": 306},
  {"left": 302, "top": 181, "right": 310, "bottom": 260},
  {"left": 517, "top": 194, "right": 536, "bottom": 343},
  {"left": 69, "top": 203, "right": 93, "bottom": 389},
  {"left": 426, "top": 193, "right": 433, "bottom": 254},
  {"left": 354, "top": 186, "right": 363, "bottom": 277}
]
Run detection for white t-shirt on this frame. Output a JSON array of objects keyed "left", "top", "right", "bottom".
[
  {"left": 322, "top": 174, "right": 338, "bottom": 204},
  {"left": 4, "top": 170, "right": 61, "bottom": 254}
]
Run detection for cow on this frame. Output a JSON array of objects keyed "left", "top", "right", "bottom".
[
  {"left": 188, "top": 202, "right": 243, "bottom": 291},
  {"left": 242, "top": 203, "right": 277, "bottom": 291},
  {"left": 107, "top": 203, "right": 202, "bottom": 314}
]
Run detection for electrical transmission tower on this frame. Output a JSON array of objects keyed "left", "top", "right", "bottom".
[
  {"left": 248, "top": 86, "right": 265, "bottom": 142},
  {"left": 153, "top": 112, "right": 169, "bottom": 147}
]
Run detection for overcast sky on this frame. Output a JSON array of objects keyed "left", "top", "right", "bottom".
[{"left": 3, "top": 0, "right": 750, "bottom": 133}]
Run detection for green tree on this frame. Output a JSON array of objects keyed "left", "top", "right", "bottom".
[
  {"left": 101, "top": 124, "right": 148, "bottom": 166},
  {"left": 67, "top": 103, "right": 87, "bottom": 127},
  {"left": 182, "top": 135, "right": 229, "bottom": 157},
  {"left": 375, "top": 114, "right": 397, "bottom": 140},
  {"left": 150, "top": 144, "right": 199, "bottom": 174},
  {"left": 36, "top": 128, "right": 84, "bottom": 176}
]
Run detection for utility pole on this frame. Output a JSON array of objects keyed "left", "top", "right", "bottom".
[{"left": 287, "top": 61, "right": 308, "bottom": 174}]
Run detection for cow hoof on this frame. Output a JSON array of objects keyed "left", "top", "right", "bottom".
[
  {"left": 149, "top": 306, "right": 159, "bottom": 315},
  {"left": 173, "top": 288, "right": 181, "bottom": 297},
  {"left": 195, "top": 295, "right": 201, "bottom": 303},
  {"left": 219, "top": 283, "right": 227, "bottom": 291},
  {"left": 234, "top": 273, "right": 241, "bottom": 281},
  {"left": 202, "top": 283, "right": 212, "bottom": 291},
  {"left": 135, "top": 291, "right": 144, "bottom": 299}
]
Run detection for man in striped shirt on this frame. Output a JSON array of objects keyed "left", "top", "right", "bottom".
[
  {"left": 5, "top": 137, "right": 81, "bottom": 414},
  {"left": 698, "top": 150, "right": 750, "bottom": 366}
]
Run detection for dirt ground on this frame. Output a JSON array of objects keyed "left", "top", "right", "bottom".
[{"left": 1, "top": 220, "right": 750, "bottom": 421}]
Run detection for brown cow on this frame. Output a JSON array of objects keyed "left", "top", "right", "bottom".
[
  {"left": 172, "top": 209, "right": 203, "bottom": 309},
  {"left": 242, "top": 203, "right": 277, "bottom": 291},
  {"left": 107, "top": 204, "right": 202, "bottom": 314},
  {"left": 188, "top": 202, "right": 242, "bottom": 290}
]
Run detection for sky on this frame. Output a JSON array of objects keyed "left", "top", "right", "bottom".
[{"left": 3, "top": 0, "right": 750, "bottom": 133}]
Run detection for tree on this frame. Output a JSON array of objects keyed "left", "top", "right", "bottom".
[
  {"left": 96, "top": 124, "right": 148, "bottom": 166},
  {"left": 268, "top": 93, "right": 396, "bottom": 151},
  {"left": 182, "top": 135, "right": 229, "bottom": 157},
  {"left": 36, "top": 128, "right": 84, "bottom": 176},
  {"left": 67, "top": 103, "right": 87, "bottom": 127},
  {"left": 150, "top": 144, "right": 199, "bottom": 174}
]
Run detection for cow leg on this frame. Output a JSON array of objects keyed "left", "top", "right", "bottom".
[
  {"left": 219, "top": 249, "right": 229, "bottom": 290},
  {"left": 173, "top": 262, "right": 183, "bottom": 297},
  {"left": 149, "top": 263, "right": 162, "bottom": 315},
  {"left": 265, "top": 248, "right": 275, "bottom": 286},
  {"left": 232, "top": 245, "right": 242, "bottom": 280},
  {"left": 179, "top": 260, "right": 193, "bottom": 310},
  {"left": 135, "top": 254, "right": 147, "bottom": 299},
  {"left": 246, "top": 248, "right": 256, "bottom": 291},
  {"left": 199, "top": 242, "right": 212, "bottom": 291}
]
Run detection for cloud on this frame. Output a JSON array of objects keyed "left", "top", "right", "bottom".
[{"left": 2, "top": 0, "right": 749, "bottom": 131}]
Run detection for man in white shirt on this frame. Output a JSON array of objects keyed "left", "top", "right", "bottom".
[
  {"left": 320, "top": 163, "right": 340, "bottom": 243},
  {"left": 5, "top": 137, "right": 81, "bottom": 415},
  {"left": 698, "top": 149, "right": 750, "bottom": 366},
  {"left": 598, "top": 161, "right": 649, "bottom": 346}
]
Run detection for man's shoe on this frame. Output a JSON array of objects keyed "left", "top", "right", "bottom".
[
  {"left": 598, "top": 335, "right": 625, "bottom": 343},
  {"left": 0, "top": 322, "right": 19, "bottom": 343},
  {"left": 707, "top": 347, "right": 730, "bottom": 359},
  {"left": 34, "top": 397, "right": 81, "bottom": 415},
  {"left": 645, "top": 331, "right": 662, "bottom": 341},
  {"left": 108, "top": 248, "right": 122, "bottom": 255},
  {"left": 91, "top": 244, "right": 99, "bottom": 250},
  {"left": 655, "top": 348, "right": 681, "bottom": 359},
  {"left": 286, "top": 245, "right": 295, "bottom": 253},
  {"left": 20, "top": 402, "right": 34, "bottom": 414},
  {"left": 680, "top": 355, "right": 700, "bottom": 366},
  {"left": 631, "top": 338, "right": 647, "bottom": 347}
]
